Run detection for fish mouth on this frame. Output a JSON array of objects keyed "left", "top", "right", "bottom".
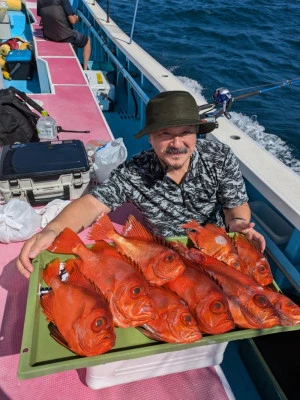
[
  {"left": 179, "top": 329, "right": 202, "bottom": 343},
  {"left": 131, "top": 299, "right": 156, "bottom": 321},
  {"left": 111, "top": 297, "right": 155, "bottom": 327},
  {"left": 241, "top": 307, "right": 280, "bottom": 328},
  {"left": 79, "top": 333, "right": 115, "bottom": 355},
  {"left": 197, "top": 318, "right": 234, "bottom": 335}
]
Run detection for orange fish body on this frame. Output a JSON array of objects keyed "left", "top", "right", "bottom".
[
  {"left": 48, "top": 228, "right": 156, "bottom": 328},
  {"left": 181, "top": 221, "right": 240, "bottom": 270},
  {"left": 138, "top": 285, "right": 202, "bottom": 343},
  {"left": 233, "top": 233, "right": 273, "bottom": 286},
  {"left": 166, "top": 264, "right": 235, "bottom": 334},
  {"left": 264, "top": 287, "right": 300, "bottom": 326},
  {"left": 88, "top": 214, "right": 186, "bottom": 286},
  {"left": 41, "top": 258, "right": 116, "bottom": 357},
  {"left": 186, "top": 248, "right": 280, "bottom": 329}
]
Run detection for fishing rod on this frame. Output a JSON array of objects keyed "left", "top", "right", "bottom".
[{"left": 198, "top": 78, "right": 300, "bottom": 124}]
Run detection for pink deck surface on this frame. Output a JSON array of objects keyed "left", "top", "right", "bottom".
[
  {"left": 28, "top": 1, "right": 113, "bottom": 145},
  {"left": 0, "top": 2, "right": 231, "bottom": 398}
]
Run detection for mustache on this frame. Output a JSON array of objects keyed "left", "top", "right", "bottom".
[{"left": 164, "top": 147, "right": 188, "bottom": 155}]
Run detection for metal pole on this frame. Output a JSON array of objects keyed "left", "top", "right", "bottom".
[
  {"left": 129, "top": 0, "right": 139, "bottom": 44},
  {"left": 106, "top": 0, "right": 110, "bottom": 23}
]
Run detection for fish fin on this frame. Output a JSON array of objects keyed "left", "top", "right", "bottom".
[
  {"left": 181, "top": 220, "right": 203, "bottom": 232},
  {"left": 205, "top": 223, "right": 227, "bottom": 235},
  {"left": 90, "top": 240, "right": 113, "bottom": 253},
  {"left": 198, "top": 267, "right": 224, "bottom": 291},
  {"left": 42, "top": 258, "right": 61, "bottom": 286},
  {"left": 64, "top": 258, "right": 106, "bottom": 297},
  {"left": 136, "top": 326, "right": 163, "bottom": 342},
  {"left": 40, "top": 293, "right": 55, "bottom": 323},
  {"left": 116, "top": 250, "right": 145, "bottom": 276},
  {"left": 64, "top": 258, "right": 90, "bottom": 288},
  {"left": 48, "top": 322, "right": 71, "bottom": 351},
  {"left": 88, "top": 214, "right": 116, "bottom": 241},
  {"left": 181, "top": 251, "right": 225, "bottom": 291},
  {"left": 48, "top": 228, "right": 84, "bottom": 254},
  {"left": 122, "top": 215, "right": 155, "bottom": 240},
  {"left": 124, "top": 215, "right": 175, "bottom": 249}
]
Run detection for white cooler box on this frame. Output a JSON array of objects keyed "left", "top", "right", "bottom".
[
  {"left": 0, "top": 140, "right": 91, "bottom": 205},
  {"left": 84, "top": 70, "right": 115, "bottom": 111},
  {"left": 85, "top": 342, "right": 228, "bottom": 390}
]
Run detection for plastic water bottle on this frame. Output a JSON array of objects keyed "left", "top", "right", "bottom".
[{"left": 36, "top": 110, "right": 57, "bottom": 141}]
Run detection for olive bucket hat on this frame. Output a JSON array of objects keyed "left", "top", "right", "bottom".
[{"left": 134, "top": 90, "right": 216, "bottom": 139}]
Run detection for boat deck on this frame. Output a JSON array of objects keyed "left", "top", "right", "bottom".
[
  {"left": 0, "top": 3, "right": 236, "bottom": 399},
  {"left": 21, "top": 2, "right": 113, "bottom": 145}
]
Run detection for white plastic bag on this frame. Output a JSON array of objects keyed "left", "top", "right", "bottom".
[
  {"left": 0, "top": 199, "right": 41, "bottom": 243},
  {"left": 37, "top": 199, "right": 71, "bottom": 228},
  {"left": 93, "top": 138, "right": 127, "bottom": 183}
]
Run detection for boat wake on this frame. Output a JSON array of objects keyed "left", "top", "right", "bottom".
[{"left": 178, "top": 76, "right": 300, "bottom": 175}]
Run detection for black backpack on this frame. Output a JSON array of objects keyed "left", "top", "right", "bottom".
[{"left": 0, "top": 86, "right": 45, "bottom": 146}]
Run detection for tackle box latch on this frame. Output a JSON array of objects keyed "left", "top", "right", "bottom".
[
  {"left": 73, "top": 172, "right": 83, "bottom": 188},
  {"left": 8, "top": 179, "right": 21, "bottom": 197}
]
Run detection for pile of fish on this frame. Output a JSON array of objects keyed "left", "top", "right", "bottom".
[{"left": 40, "top": 215, "right": 300, "bottom": 357}]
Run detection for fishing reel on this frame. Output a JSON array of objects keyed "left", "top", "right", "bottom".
[{"left": 212, "top": 87, "right": 233, "bottom": 118}]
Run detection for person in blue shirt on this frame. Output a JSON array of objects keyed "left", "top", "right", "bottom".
[{"left": 37, "top": 0, "right": 91, "bottom": 70}]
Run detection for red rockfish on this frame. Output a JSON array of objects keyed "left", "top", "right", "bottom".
[
  {"left": 88, "top": 214, "right": 186, "bottom": 286},
  {"left": 184, "top": 248, "right": 280, "bottom": 329},
  {"left": 166, "top": 263, "right": 235, "bottom": 334},
  {"left": 182, "top": 221, "right": 240, "bottom": 270},
  {"left": 48, "top": 228, "right": 157, "bottom": 328},
  {"left": 138, "top": 285, "right": 202, "bottom": 343},
  {"left": 41, "top": 258, "right": 116, "bottom": 357},
  {"left": 232, "top": 233, "right": 273, "bottom": 286}
]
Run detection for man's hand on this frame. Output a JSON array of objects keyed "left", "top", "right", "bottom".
[
  {"left": 228, "top": 219, "right": 266, "bottom": 252},
  {"left": 16, "top": 229, "right": 58, "bottom": 279}
]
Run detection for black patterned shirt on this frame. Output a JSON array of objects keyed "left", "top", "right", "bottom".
[{"left": 90, "top": 139, "right": 248, "bottom": 237}]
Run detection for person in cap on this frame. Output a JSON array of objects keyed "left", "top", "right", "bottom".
[
  {"left": 17, "top": 91, "right": 265, "bottom": 278},
  {"left": 37, "top": 0, "right": 91, "bottom": 70}
]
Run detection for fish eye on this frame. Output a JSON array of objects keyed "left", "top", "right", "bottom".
[
  {"left": 185, "top": 315, "right": 192, "bottom": 323},
  {"left": 181, "top": 313, "right": 193, "bottom": 325},
  {"left": 253, "top": 294, "right": 269, "bottom": 307},
  {"left": 164, "top": 253, "right": 175, "bottom": 262},
  {"left": 132, "top": 287, "right": 141, "bottom": 295},
  {"left": 92, "top": 317, "right": 106, "bottom": 332},
  {"left": 258, "top": 265, "right": 266, "bottom": 272},
  {"left": 233, "top": 262, "right": 239, "bottom": 268},
  {"left": 210, "top": 301, "right": 225, "bottom": 314}
]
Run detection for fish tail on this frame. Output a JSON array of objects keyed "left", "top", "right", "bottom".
[
  {"left": 181, "top": 220, "right": 203, "bottom": 232},
  {"left": 122, "top": 215, "right": 155, "bottom": 240},
  {"left": 88, "top": 214, "right": 116, "bottom": 241},
  {"left": 48, "top": 227, "right": 83, "bottom": 254},
  {"left": 43, "top": 258, "right": 61, "bottom": 286}
]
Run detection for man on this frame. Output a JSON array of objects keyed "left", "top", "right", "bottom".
[
  {"left": 37, "top": 0, "right": 91, "bottom": 70},
  {"left": 16, "top": 91, "right": 265, "bottom": 278}
]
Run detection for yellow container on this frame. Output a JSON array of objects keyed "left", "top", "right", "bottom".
[{"left": 6, "top": 0, "right": 21, "bottom": 11}]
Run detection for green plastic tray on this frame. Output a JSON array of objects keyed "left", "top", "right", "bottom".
[{"left": 18, "top": 241, "right": 300, "bottom": 380}]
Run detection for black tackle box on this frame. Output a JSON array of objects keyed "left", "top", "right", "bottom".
[{"left": 0, "top": 140, "right": 91, "bottom": 205}]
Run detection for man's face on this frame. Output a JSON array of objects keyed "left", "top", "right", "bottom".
[{"left": 149, "top": 125, "right": 197, "bottom": 171}]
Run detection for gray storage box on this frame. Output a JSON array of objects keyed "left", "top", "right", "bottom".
[
  {"left": 0, "top": 13, "right": 11, "bottom": 39},
  {"left": 0, "top": 140, "right": 91, "bottom": 205}
]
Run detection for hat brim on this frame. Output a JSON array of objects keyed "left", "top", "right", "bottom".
[{"left": 134, "top": 119, "right": 216, "bottom": 139}]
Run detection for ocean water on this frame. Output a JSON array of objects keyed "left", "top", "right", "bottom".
[{"left": 105, "top": 0, "right": 300, "bottom": 174}]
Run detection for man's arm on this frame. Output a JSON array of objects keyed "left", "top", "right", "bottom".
[
  {"left": 68, "top": 14, "right": 78, "bottom": 25},
  {"left": 16, "top": 194, "right": 111, "bottom": 279},
  {"left": 223, "top": 202, "right": 266, "bottom": 252}
]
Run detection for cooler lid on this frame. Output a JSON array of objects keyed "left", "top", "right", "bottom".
[
  {"left": 6, "top": 49, "right": 32, "bottom": 63},
  {"left": 0, "top": 140, "right": 90, "bottom": 180}
]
